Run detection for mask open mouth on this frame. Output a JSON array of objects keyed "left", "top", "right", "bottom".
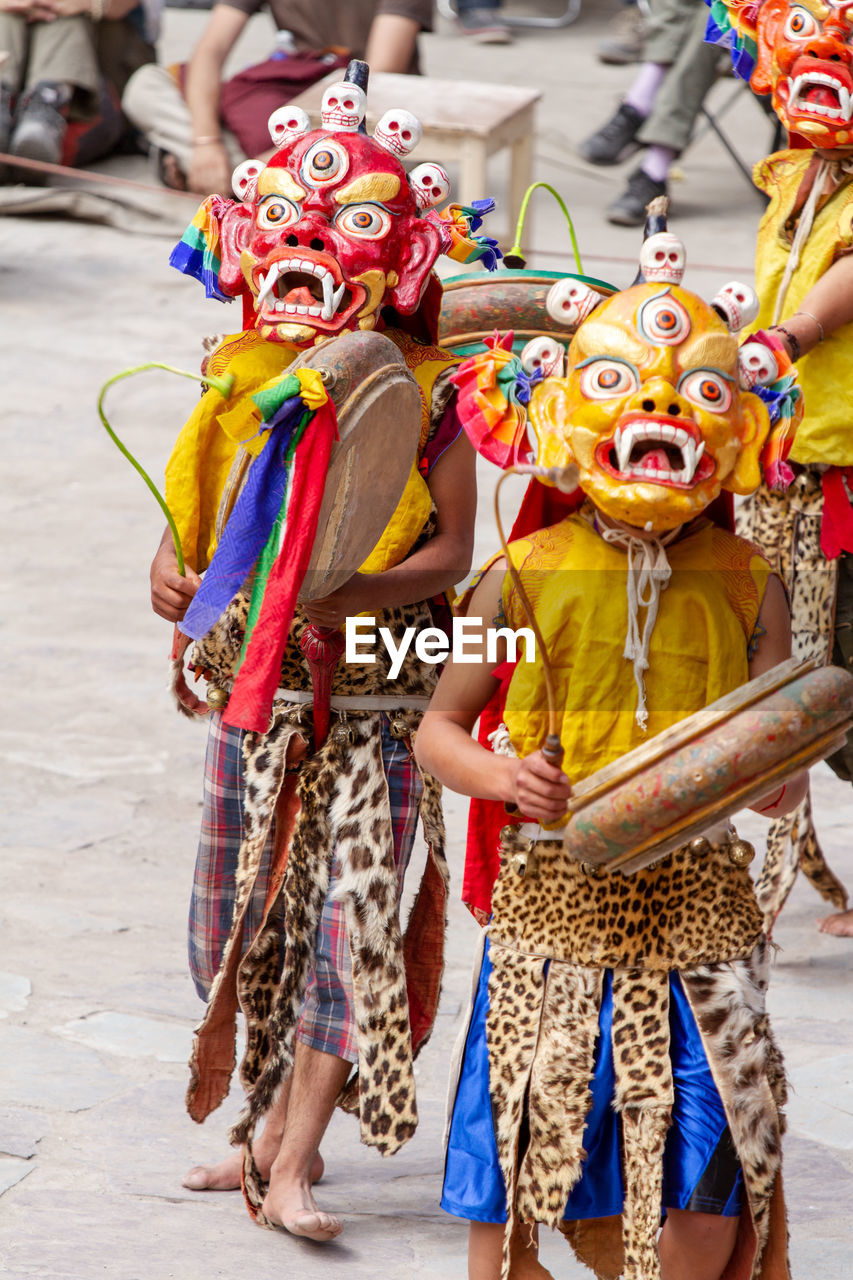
[
  {"left": 596, "top": 416, "right": 714, "bottom": 489},
  {"left": 254, "top": 254, "right": 357, "bottom": 328},
  {"left": 785, "top": 67, "right": 853, "bottom": 122}
]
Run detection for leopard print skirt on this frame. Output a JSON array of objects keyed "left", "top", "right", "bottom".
[
  {"left": 185, "top": 589, "right": 450, "bottom": 1221},
  {"left": 737, "top": 478, "right": 848, "bottom": 924},
  {"left": 478, "top": 831, "right": 788, "bottom": 1280}
]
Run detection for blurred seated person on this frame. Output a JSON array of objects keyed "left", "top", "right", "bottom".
[
  {"left": 578, "top": 0, "right": 727, "bottom": 225},
  {"left": 0, "top": 0, "right": 158, "bottom": 177},
  {"left": 122, "top": 0, "right": 432, "bottom": 197}
]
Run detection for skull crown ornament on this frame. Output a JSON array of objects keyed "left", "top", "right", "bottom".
[{"left": 170, "top": 60, "right": 500, "bottom": 349}]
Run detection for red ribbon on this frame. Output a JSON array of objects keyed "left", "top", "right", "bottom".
[
  {"left": 223, "top": 400, "right": 338, "bottom": 733},
  {"left": 821, "top": 467, "right": 853, "bottom": 560}
]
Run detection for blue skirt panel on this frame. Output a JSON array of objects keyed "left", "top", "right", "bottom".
[{"left": 440, "top": 940, "right": 744, "bottom": 1224}]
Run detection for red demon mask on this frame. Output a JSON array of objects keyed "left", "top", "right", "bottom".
[
  {"left": 752, "top": 0, "right": 853, "bottom": 148},
  {"left": 198, "top": 126, "right": 441, "bottom": 348}
]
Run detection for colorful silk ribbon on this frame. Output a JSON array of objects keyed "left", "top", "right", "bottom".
[
  {"left": 450, "top": 332, "right": 538, "bottom": 468},
  {"left": 180, "top": 368, "right": 338, "bottom": 733},
  {"left": 170, "top": 195, "right": 233, "bottom": 302}
]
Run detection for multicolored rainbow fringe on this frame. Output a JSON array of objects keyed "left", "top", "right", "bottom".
[
  {"left": 169, "top": 196, "right": 232, "bottom": 302},
  {"left": 744, "top": 330, "right": 803, "bottom": 491},
  {"left": 427, "top": 199, "right": 502, "bottom": 271},
  {"left": 705, "top": 0, "right": 760, "bottom": 82},
  {"left": 450, "top": 332, "right": 540, "bottom": 468}
]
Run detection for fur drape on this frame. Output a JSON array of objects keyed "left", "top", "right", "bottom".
[{"left": 737, "top": 479, "right": 848, "bottom": 920}]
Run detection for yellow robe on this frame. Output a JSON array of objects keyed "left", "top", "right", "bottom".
[
  {"left": 753, "top": 149, "right": 853, "bottom": 466},
  {"left": 502, "top": 512, "right": 770, "bottom": 780}
]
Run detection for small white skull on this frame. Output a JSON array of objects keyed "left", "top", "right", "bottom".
[
  {"left": 521, "top": 336, "right": 565, "bottom": 379},
  {"left": 545, "top": 278, "right": 601, "bottom": 329},
  {"left": 231, "top": 158, "right": 264, "bottom": 201},
  {"left": 639, "top": 232, "right": 686, "bottom": 285},
  {"left": 373, "top": 108, "right": 422, "bottom": 158},
  {"left": 738, "top": 341, "right": 779, "bottom": 390},
  {"left": 268, "top": 105, "right": 311, "bottom": 148},
  {"left": 320, "top": 81, "right": 366, "bottom": 132},
  {"left": 712, "top": 281, "right": 759, "bottom": 334},
  {"left": 408, "top": 162, "right": 450, "bottom": 211}
]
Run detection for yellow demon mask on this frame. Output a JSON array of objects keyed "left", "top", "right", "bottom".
[
  {"left": 450, "top": 224, "right": 801, "bottom": 528},
  {"left": 529, "top": 276, "right": 771, "bottom": 532}
]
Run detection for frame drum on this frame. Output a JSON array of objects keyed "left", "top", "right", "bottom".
[
  {"left": 286, "top": 331, "right": 423, "bottom": 601},
  {"left": 563, "top": 659, "right": 853, "bottom": 874}
]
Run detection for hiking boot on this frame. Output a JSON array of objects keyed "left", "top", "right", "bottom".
[
  {"left": 598, "top": 6, "right": 646, "bottom": 65},
  {"left": 10, "top": 80, "right": 72, "bottom": 172},
  {"left": 578, "top": 102, "right": 645, "bottom": 166},
  {"left": 606, "top": 167, "right": 668, "bottom": 227},
  {"left": 457, "top": 7, "right": 512, "bottom": 43}
]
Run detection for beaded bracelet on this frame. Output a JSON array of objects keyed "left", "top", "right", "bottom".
[
  {"left": 193, "top": 135, "right": 223, "bottom": 147},
  {"left": 90, "top": 0, "right": 105, "bottom": 20},
  {"left": 773, "top": 324, "right": 801, "bottom": 362},
  {"left": 795, "top": 309, "right": 825, "bottom": 342}
]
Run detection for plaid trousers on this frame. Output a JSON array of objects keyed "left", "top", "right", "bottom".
[{"left": 188, "top": 712, "right": 423, "bottom": 1063}]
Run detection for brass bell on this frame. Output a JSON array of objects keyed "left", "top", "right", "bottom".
[
  {"left": 391, "top": 717, "right": 410, "bottom": 739},
  {"left": 206, "top": 685, "right": 229, "bottom": 711},
  {"left": 331, "top": 721, "right": 354, "bottom": 746},
  {"left": 728, "top": 839, "right": 755, "bottom": 869},
  {"left": 688, "top": 836, "right": 711, "bottom": 858},
  {"left": 511, "top": 842, "right": 538, "bottom": 880},
  {"left": 580, "top": 860, "right": 604, "bottom": 879}
]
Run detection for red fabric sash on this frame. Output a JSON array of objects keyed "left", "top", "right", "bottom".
[{"left": 223, "top": 401, "right": 337, "bottom": 733}]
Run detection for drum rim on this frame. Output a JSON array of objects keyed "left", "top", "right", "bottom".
[{"left": 568, "top": 657, "right": 814, "bottom": 814}]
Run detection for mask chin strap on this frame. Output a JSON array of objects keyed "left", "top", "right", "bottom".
[{"left": 598, "top": 522, "right": 681, "bottom": 731}]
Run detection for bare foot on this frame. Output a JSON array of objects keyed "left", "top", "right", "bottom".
[
  {"left": 261, "top": 1180, "right": 342, "bottom": 1242},
  {"left": 817, "top": 908, "right": 853, "bottom": 936},
  {"left": 183, "top": 1148, "right": 324, "bottom": 1192}
]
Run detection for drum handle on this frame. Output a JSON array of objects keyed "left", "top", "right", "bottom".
[{"left": 493, "top": 466, "right": 576, "bottom": 769}]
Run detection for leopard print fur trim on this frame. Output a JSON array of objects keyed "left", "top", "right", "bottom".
[
  {"left": 485, "top": 947, "right": 548, "bottom": 1280},
  {"left": 621, "top": 1107, "right": 670, "bottom": 1280},
  {"left": 231, "top": 718, "right": 350, "bottom": 1148},
  {"left": 330, "top": 727, "right": 418, "bottom": 1156},
  {"left": 737, "top": 480, "right": 848, "bottom": 920},
  {"left": 612, "top": 971, "right": 673, "bottom": 1280},
  {"left": 484, "top": 944, "right": 786, "bottom": 1280},
  {"left": 681, "top": 940, "right": 788, "bottom": 1278},
  {"left": 516, "top": 965, "right": 601, "bottom": 1228},
  {"left": 490, "top": 832, "right": 764, "bottom": 971},
  {"left": 185, "top": 713, "right": 304, "bottom": 1122}
]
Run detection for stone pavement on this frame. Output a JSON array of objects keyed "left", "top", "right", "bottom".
[{"left": 2, "top": 4, "right": 853, "bottom": 1278}]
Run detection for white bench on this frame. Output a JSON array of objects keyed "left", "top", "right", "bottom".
[{"left": 290, "top": 71, "right": 541, "bottom": 240}]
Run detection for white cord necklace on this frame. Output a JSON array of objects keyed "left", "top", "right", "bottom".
[{"left": 598, "top": 521, "right": 681, "bottom": 731}]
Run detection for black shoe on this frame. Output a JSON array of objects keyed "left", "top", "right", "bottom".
[
  {"left": 10, "top": 80, "right": 71, "bottom": 172},
  {"left": 607, "top": 167, "right": 668, "bottom": 227},
  {"left": 578, "top": 102, "right": 645, "bottom": 166}
]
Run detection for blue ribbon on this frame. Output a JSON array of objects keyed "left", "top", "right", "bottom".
[{"left": 180, "top": 394, "right": 307, "bottom": 641}]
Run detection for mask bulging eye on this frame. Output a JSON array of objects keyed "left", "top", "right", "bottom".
[
  {"left": 578, "top": 358, "right": 640, "bottom": 400},
  {"left": 335, "top": 203, "right": 392, "bottom": 239},
  {"left": 679, "top": 369, "right": 732, "bottom": 413},
  {"left": 638, "top": 292, "right": 691, "bottom": 344},
  {"left": 301, "top": 138, "right": 349, "bottom": 188},
  {"left": 784, "top": 6, "right": 819, "bottom": 38},
  {"left": 257, "top": 195, "right": 300, "bottom": 229}
]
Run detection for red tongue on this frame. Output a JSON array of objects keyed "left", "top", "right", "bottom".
[
  {"left": 281, "top": 284, "right": 317, "bottom": 307},
  {"left": 804, "top": 84, "right": 838, "bottom": 108},
  {"left": 636, "top": 447, "right": 671, "bottom": 472}
]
